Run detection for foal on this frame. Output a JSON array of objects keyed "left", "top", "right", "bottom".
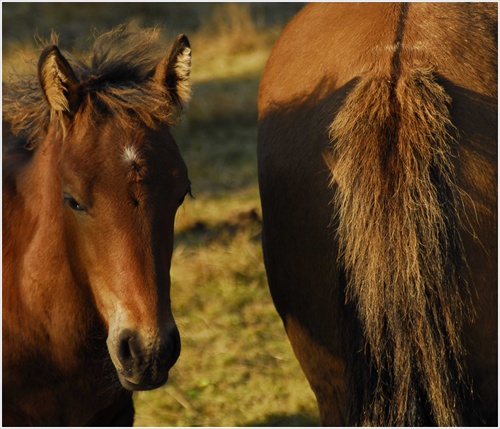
[{"left": 3, "top": 26, "right": 192, "bottom": 425}]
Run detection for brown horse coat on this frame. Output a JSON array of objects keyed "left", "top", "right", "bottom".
[
  {"left": 3, "top": 27, "right": 192, "bottom": 426},
  {"left": 258, "top": 3, "right": 497, "bottom": 426}
]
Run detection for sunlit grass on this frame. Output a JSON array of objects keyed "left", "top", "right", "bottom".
[{"left": 134, "top": 226, "right": 318, "bottom": 426}]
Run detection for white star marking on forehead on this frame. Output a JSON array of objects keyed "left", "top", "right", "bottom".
[{"left": 122, "top": 145, "right": 140, "bottom": 165}]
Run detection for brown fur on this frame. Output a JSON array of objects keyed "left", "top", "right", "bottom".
[
  {"left": 258, "top": 3, "right": 497, "bottom": 426},
  {"left": 3, "top": 26, "right": 192, "bottom": 426}
]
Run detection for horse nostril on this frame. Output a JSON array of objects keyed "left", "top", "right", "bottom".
[
  {"left": 162, "top": 327, "right": 181, "bottom": 370},
  {"left": 119, "top": 337, "right": 132, "bottom": 361},
  {"left": 117, "top": 330, "right": 142, "bottom": 374}
]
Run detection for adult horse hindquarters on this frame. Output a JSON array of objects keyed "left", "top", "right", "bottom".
[
  {"left": 3, "top": 27, "right": 192, "bottom": 426},
  {"left": 258, "top": 3, "right": 497, "bottom": 426}
]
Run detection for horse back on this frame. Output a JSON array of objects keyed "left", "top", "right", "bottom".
[{"left": 258, "top": 3, "right": 497, "bottom": 112}]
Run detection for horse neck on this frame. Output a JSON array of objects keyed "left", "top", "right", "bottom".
[{"left": 3, "top": 124, "right": 102, "bottom": 369}]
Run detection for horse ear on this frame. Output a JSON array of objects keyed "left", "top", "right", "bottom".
[
  {"left": 154, "top": 34, "right": 192, "bottom": 110},
  {"left": 38, "top": 45, "right": 81, "bottom": 115}
]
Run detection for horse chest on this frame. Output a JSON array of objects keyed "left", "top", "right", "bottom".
[{"left": 4, "top": 355, "right": 131, "bottom": 426}]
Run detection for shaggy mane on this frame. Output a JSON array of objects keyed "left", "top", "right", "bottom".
[{"left": 3, "top": 25, "right": 179, "bottom": 148}]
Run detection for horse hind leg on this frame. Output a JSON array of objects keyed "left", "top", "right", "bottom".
[{"left": 284, "top": 315, "right": 347, "bottom": 426}]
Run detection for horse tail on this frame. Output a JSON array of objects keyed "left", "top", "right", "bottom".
[{"left": 328, "top": 69, "right": 470, "bottom": 426}]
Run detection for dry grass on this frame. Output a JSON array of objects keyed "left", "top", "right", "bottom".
[{"left": 2, "top": 3, "right": 319, "bottom": 426}]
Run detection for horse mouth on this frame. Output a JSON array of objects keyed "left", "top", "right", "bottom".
[{"left": 117, "top": 371, "right": 169, "bottom": 391}]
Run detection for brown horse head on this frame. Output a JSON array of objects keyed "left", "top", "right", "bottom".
[{"left": 34, "top": 29, "right": 192, "bottom": 390}]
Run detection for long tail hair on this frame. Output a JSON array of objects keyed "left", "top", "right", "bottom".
[{"left": 328, "top": 68, "right": 470, "bottom": 426}]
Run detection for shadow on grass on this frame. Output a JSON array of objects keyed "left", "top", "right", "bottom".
[
  {"left": 244, "top": 412, "right": 320, "bottom": 427},
  {"left": 175, "top": 208, "right": 262, "bottom": 248}
]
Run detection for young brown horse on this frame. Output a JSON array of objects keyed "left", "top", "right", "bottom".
[
  {"left": 3, "top": 26, "right": 192, "bottom": 426},
  {"left": 258, "top": 3, "right": 497, "bottom": 426}
]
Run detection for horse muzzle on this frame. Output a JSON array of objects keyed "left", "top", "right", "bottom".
[{"left": 108, "top": 326, "right": 181, "bottom": 391}]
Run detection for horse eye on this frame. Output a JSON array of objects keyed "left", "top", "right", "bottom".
[{"left": 63, "top": 194, "right": 86, "bottom": 212}]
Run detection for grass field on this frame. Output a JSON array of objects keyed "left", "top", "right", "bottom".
[{"left": 2, "top": 3, "right": 320, "bottom": 426}]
